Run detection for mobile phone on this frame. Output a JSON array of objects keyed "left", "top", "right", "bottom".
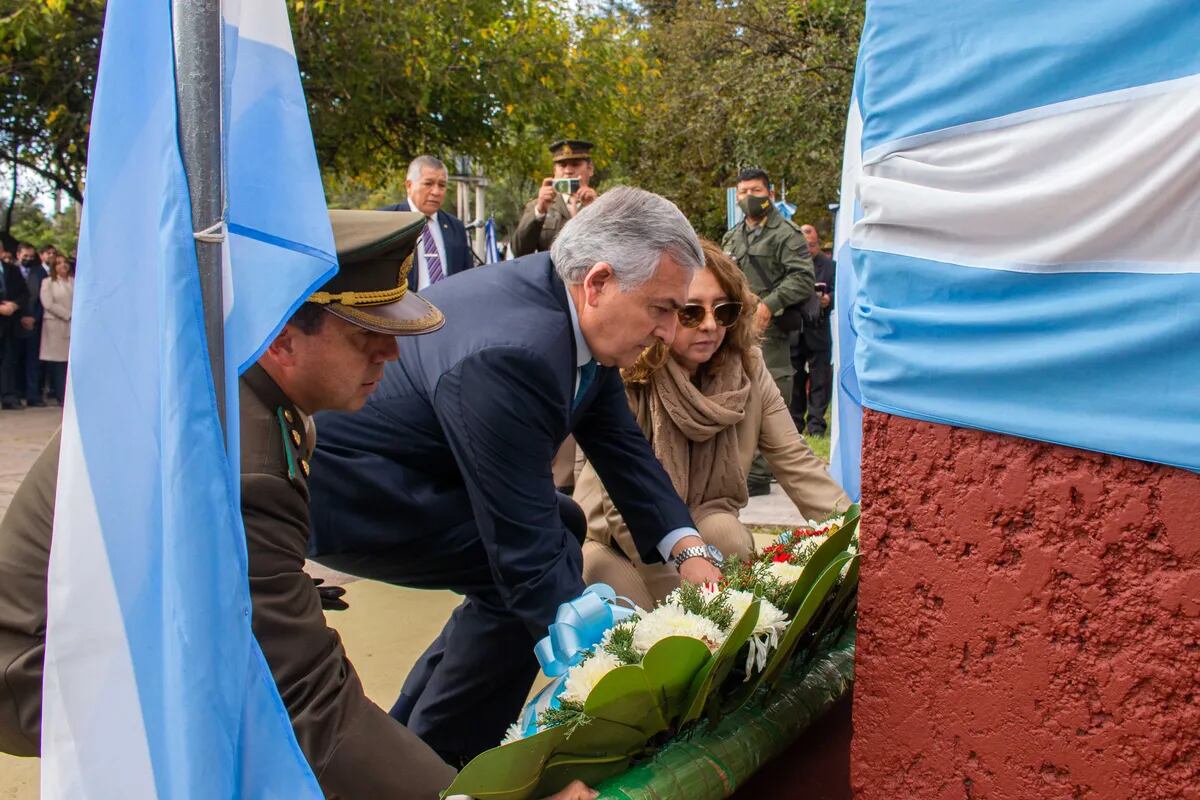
[
  {"left": 552, "top": 177, "right": 581, "bottom": 195},
  {"left": 815, "top": 282, "right": 828, "bottom": 293}
]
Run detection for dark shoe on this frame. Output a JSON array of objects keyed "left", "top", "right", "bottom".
[
  {"left": 747, "top": 481, "right": 771, "bottom": 497},
  {"left": 26, "top": 400, "right": 46, "bottom": 408},
  {"left": 1, "top": 401, "right": 22, "bottom": 410}
]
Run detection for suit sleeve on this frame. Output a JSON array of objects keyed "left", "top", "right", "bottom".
[
  {"left": 761, "top": 227, "right": 815, "bottom": 315},
  {"left": 448, "top": 215, "right": 474, "bottom": 273},
  {"left": 242, "top": 473, "right": 456, "bottom": 800},
  {"left": 573, "top": 368, "right": 694, "bottom": 564},
  {"left": 751, "top": 359, "right": 850, "bottom": 519},
  {"left": 6, "top": 268, "right": 30, "bottom": 316},
  {"left": 511, "top": 200, "right": 545, "bottom": 257},
  {"left": 433, "top": 347, "right": 585, "bottom": 630}
]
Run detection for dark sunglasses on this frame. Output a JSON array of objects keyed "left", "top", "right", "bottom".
[{"left": 677, "top": 301, "right": 743, "bottom": 329}]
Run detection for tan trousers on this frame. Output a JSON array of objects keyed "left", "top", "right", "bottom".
[{"left": 582, "top": 512, "right": 755, "bottom": 610}]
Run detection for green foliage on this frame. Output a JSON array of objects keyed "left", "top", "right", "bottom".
[
  {"left": 722, "top": 558, "right": 792, "bottom": 609},
  {"left": 625, "top": 0, "right": 863, "bottom": 239},
  {"left": 601, "top": 622, "right": 639, "bottom": 666},
  {"left": 672, "top": 581, "right": 734, "bottom": 630},
  {"left": 290, "top": 0, "right": 654, "bottom": 229},
  {"left": 3, "top": 194, "right": 77, "bottom": 252},
  {"left": 537, "top": 699, "right": 591, "bottom": 735},
  {"left": 0, "top": 0, "right": 103, "bottom": 204}
]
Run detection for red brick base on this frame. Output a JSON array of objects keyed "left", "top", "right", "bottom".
[{"left": 851, "top": 410, "right": 1200, "bottom": 800}]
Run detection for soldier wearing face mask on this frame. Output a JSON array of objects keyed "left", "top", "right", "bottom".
[{"left": 721, "top": 167, "right": 814, "bottom": 496}]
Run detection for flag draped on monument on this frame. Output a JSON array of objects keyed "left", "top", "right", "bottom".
[
  {"left": 41, "top": 0, "right": 333, "bottom": 796},
  {"left": 832, "top": 0, "right": 1200, "bottom": 495}
]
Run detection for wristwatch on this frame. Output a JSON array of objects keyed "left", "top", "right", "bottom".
[{"left": 672, "top": 544, "right": 724, "bottom": 569}]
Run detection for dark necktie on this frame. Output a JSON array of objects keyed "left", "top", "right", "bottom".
[
  {"left": 573, "top": 360, "right": 597, "bottom": 410},
  {"left": 421, "top": 222, "right": 444, "bottom": 285}
]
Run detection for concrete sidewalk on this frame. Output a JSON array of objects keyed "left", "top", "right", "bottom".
[{"left": 0, "top": 410, "right": 810, "bottom": 797}]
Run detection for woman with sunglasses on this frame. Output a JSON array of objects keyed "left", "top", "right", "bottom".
[{"left": 574, "top": 239, "right": 850, "bottom": 609}]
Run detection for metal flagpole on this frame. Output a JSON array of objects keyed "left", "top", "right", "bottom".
[{"left": 172, "top": 0, "right": 226, "bottom": 435}]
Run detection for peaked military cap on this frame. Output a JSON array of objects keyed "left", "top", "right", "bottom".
[
  {"left": 549, "top": 139, "right": 594, "bottom": 162},
  {"left": 308, "top": 209, "right": 445, "bottom": 336}
]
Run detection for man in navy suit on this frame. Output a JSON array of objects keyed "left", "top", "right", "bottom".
[
  {"left": 382, "top": 155, "right": 474, "bottom": 290},
  {"left": 308, "top": 188, "right": 724, "bottom": 764}
]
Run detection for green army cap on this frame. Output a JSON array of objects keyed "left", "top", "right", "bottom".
[
  {"left": 308, "top": 209, "right": 445, "bottom": 336},
  {"left": 549, "top": 139, "right": 594, "bottom": 162}
]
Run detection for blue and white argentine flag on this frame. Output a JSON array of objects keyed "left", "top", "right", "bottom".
[
  {"left": 485, "top": 216, "right": 503, "bottom": 264},
  {"left": 832, "top": 1, "right": 1200, "bottom": 497},
  {"left": 42, "top": 0, "right": 333, "bottom": 796}
]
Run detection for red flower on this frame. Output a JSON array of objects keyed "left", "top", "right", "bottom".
[{"left": 772, "top": 552, "right": 791, "bottom": 563}]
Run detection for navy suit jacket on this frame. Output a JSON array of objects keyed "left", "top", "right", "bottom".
[
  {"left": 308, "top": 253, "right": 693, "bottom": 629},
  {"left": 381, "top": 202, "right": 473, "bottom": 289}
]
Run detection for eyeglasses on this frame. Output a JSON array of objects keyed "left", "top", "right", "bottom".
[{"left": 677, "top": 301, "right": 743, "bottom": 329}]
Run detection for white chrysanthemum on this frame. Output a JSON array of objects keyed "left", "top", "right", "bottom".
[
  {"left": 805, "top": 515, "right": 844, "bottom": 532},
  {"left": 632, "top": 604, "right": 726, "bottom": 654},
  {"left": 766, "top": 560, "right": 805, "bottom": 585},
  {"left": 501, "top": 721, "right": 525, "bottom": 746},
  {"left": 559, "top": 650, "right": 623, "bottom": 705},
  {"left": 692, "top": 586, "right": 789, "bottom": 677},
  {"left": 743, "top": 596, "right": 789, "bottom": 676}
]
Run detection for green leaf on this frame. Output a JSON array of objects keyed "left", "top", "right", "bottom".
[
  {"left": 535, "top": 752, "right": 633, "bottom": 798},
  {"left": 781, "top": 516, "right": 856, "bottom": 615},
  {"left": 760, "top": 553, "right": 854, "bottom": 689},
  {"left": 722, "top": 552, "right": 853, "bottom": 714},
  {"left": 584, "top": 664, "right": 670, "bottom": 737},
  {"left": 678, "top": 599, "right": 760, "bottom": 727},
  {"left": 796, "top": 554, "right": 861, "bottom": 668},
  {"left": 440, "top": 724, "right": 569, "bottom": 800},
  {"left": 641, "top": 635, "right": 714, "bottom": 720}
]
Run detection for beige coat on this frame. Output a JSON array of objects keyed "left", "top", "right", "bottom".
[
  {"left": 575, "top": 349, "right": 850, "bottom": 606},
  {"left": 38, "top": 278, "right": 72, "bottom": 362}
]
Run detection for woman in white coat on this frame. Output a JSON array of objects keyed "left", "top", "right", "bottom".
[{"left": 39, "top": 255, "right": 73, "bottom": 404}]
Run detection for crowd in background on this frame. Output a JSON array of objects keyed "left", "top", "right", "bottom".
[{"left": 0, "top": 241, "right": 75, "bottom": 411}]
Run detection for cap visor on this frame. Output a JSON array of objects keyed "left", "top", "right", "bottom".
[{"left": 325, "top": 291, "right": 445, "bottom": 336}]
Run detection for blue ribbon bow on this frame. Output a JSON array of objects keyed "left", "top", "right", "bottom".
[
  {"left": 515, "top": 584, "right": 638, "bottom": 739},
  {"left": 533, "top": 583, "right": 637, "bottom": 678}
]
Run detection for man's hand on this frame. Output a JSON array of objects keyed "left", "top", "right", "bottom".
[
  {"left": 0, "top": 301, "right": 16, "bottom": 316},
  {"left": 545, "top": 780, "right": 598, "bottom": 800},
  {"left": 670, "top": 535, "right": 723, "bottom": 586},
  {"left": 535, "top": 178, "right": 557, "bottom": 215},
  {"left": 753, "top": 302, "right": 772, "bottom": 334},
  {"left": 819, "top": 293, "right": 831, "bottom": 310},
  {"left": 19, "top": 316, "right": 34, "bottom": 331},
  {"left": 575, "top": 186, "right": 598, "bottom": 207}
]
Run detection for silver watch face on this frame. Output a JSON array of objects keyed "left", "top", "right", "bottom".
[{"left": 706, "top": 544, "right": 725, "bottom": 565}]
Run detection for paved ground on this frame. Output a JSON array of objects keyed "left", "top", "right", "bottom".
[{"left": 0, "top": 409, "right": 809, "bottom": 797}]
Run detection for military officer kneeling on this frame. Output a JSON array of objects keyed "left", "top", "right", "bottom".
[{"left": 0, "top": 210, "right": 595, "bottom": 800}]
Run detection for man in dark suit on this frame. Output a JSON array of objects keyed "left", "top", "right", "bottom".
[
  {"left": 1, "top": 244, "right": 40, "bottom": 408},
  {"left": 0, "top": 250, "right": 22, "bottom": 409},
  {"left": 792, "top": 224, "right": 835, "bottom": 436},
  {"left": 381, "top": 155, "right": 473, "bottom": 291},
  {"left": 308, "top": 187, "right": 724, "bottom": 765}
]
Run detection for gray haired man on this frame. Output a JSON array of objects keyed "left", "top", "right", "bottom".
[
  {"left": 307, "top": 187, "right": 723, "bottom": 765},
  {"left": 382, "top": 155, "right": 474, "bottom": 288}
]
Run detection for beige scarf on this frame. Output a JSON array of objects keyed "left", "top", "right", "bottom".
[{"left": 629, "top": 353, "right": 751, "bottom": 524}]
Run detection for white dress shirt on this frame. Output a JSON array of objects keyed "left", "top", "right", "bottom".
[{"left": 563, "top": 285, "right": 698, "bottom": 565}]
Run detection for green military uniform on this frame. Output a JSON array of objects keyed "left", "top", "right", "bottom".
[
  {"left": 512, "top": 138, "right": 595, "bottom": 258},
  {"left": 513, "top": 192, "right": 571, "bottom": 257},
  {"left": 0, "top": 211, "right": 457, "bottom": 798},
  {"left": 722, "top": 205, "right": 815, "bottom": 486}
]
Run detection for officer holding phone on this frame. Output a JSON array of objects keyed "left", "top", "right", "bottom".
[{"left": 513, "top": 139, "right": 599, "bottom": 257}]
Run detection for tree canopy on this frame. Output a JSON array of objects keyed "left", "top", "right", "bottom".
[{"left": 0, "top": 0, "right": 863, "bottom": 246}]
